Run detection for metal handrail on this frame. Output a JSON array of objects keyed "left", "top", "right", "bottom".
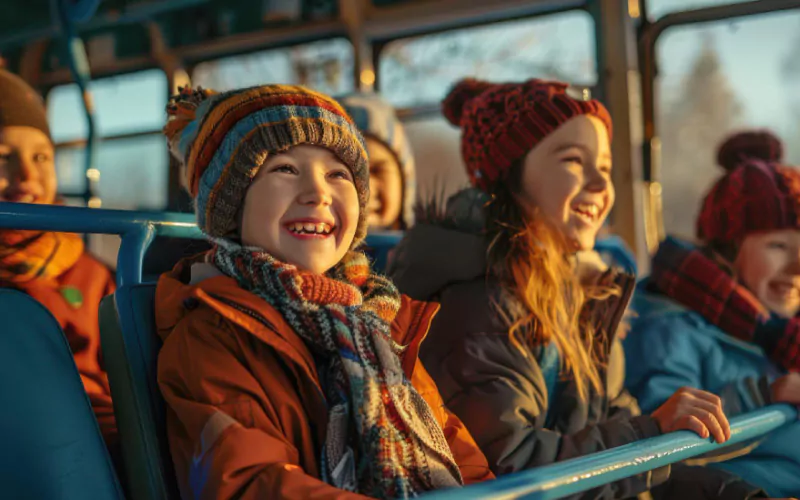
[
  {"left": 0, "top": 203, "right": 202, "bottom": 288},
  {"left": 424, "top": 405, "right": 797, "bottom": 499}
]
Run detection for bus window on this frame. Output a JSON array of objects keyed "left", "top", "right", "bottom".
[
  {"left": 654, "top": 10, "right": 800, "bottom": 240},
  {"left": 192, "top": 38, "right": 354, "bottom": 95},
  {"left": 379, "top": 10, "right": 597, "bottom": 201},
  {"left": 378, "top": 10, "right": 596, "bottom": 108},
  {"left": 46, "top": 69, "right": 168, "bottom": 211},
  {"left": 646, "top": 0, "right": 751, "bottom": 20}
]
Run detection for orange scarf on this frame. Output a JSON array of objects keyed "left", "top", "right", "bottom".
[{"left": 0, "top": 229, "right": 84, "bottom": 285}]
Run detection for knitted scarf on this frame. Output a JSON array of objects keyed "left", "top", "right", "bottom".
[
  {"left": 0, "top": 229, "right": 84, "bottom": 285},
  {"left": 649, "top": 236, "right": 800, "bottom": 373},
  {"left": 212, "top": 239, "right": 463, "bottom": 498}
]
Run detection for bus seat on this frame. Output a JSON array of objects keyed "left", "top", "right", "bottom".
[
  {"left": 0, "top": 288, "right": 123, "bottom": 500},
  {"left": 99, "top": 284, "right": 180, "bottom": 500},
  {"left": 364, "top": 231, "right": 403, "bottom": 273}
]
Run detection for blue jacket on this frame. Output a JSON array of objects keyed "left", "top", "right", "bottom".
[{"left": 625, "top": 281, "right": 800, "bottom": 497}]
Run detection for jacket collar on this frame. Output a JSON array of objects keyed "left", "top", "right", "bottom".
[{"left": 156, "top": 255, "right": 438, "bottom": 381}]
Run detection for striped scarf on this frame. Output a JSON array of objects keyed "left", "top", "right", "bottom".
[
  {"left": 212, "top": 239, "right": 463, "bottom": 498},
  {"left": 0, "top": 229, "right": 84, "bottom": 285},
  {"left": 650, "top": 236, "right": 800, "bottom": 373}
]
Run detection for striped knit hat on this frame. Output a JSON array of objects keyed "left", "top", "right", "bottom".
[
  {"left": 697, "top": 131, "right": 800, "bottom": 246},
  {"left": 164, "top": 84, "right": 370, "bottom": 244},
  {"left": 442, "top": 78, "right": 612, "bottom": 191},
  {"left": 340, "top": 92, "right": 416, "bottom": 228}
]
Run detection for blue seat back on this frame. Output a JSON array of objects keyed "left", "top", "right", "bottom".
[
  {"left": 0, "top": 288, "right": 123, "bottom": 500},
  {"left": 100, "top": 284, "right": 179, "bottom": 500},
  {"left": 364, "top": 231, "right": 403, "bottom": 273}
]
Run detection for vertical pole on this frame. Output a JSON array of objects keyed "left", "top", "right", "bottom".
[
  {"left": 339, "top": 0, "right": 375, "bottom": 92},
  {"left": 593, "top": 0, "right": 649, "bottom": 274}
]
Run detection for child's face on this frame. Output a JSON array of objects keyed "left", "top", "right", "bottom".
[
  {"left": 0, "top": 126, "right": 57, "bottom": 205},
  {"left": 240, "top": 144, "right": 360, "bottom": 274},
  {"left": 516, "top": 115, "right": 614, "bottom": 252},
  {"left": 736, "top": 230, "right": 800, "bottom": 318},
  {"left": 365, "top": 137, "right": 403, "bottom": 229}
]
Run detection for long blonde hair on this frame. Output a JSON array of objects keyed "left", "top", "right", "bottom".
[{"left": 484, "top": 163, "right": 614, "bottom": 400}]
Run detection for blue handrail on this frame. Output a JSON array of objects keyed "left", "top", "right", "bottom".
[
  {"left": 0, "top": 203, "right": 202, "bottom": 288},
  {"left": 0, "top": 202, "right": 795, "bottom": 499},
  {"left": 422, "top": 406, "right": 796, "bottom": 500}
]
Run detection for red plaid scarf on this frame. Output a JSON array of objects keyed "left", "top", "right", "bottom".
[{"left": 650, "top": 237, "right": 800, "bottom": 373}]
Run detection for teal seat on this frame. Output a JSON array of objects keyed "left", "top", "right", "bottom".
[
  {"left": 0, "top": 288, "right": 123, "bottom": 499},
  {"left": 100, "top": 284, "right": 179, "bottom": 500}
]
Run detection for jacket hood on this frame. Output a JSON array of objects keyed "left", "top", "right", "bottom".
[{"left": 389, "top": 188, "right": 489, "bottom": 301}]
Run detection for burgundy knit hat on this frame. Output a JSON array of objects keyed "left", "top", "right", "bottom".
[
  {"left": 697, "top": 131, "right": 800, "bottom": 246},
  {"left": 0, "top": 69, "right": 50, "bottom": 139},
  {"left": 442, "top": 78, "right": 612, "bottom": 191}
]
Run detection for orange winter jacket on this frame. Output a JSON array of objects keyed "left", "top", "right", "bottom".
[
  {"left": 4, "top": 252, "right": 117, "bottom": 446},
  {"left": 155, "top": 258, "right": 494, "bottom": 500}
]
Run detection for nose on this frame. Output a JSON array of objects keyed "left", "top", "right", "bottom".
[
  {"left": 786, "top": 249, "right": 800, "bottom": 276},
  {"left": 296, "top": 169, "right": 332, "bottom": 207},
  {"left": 585, "top": 164, "right": 610, "bottom": 193},
  {"left": 9, "top": 154, "right": 39, "bottom": 185}
]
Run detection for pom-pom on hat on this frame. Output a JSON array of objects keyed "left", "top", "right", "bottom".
[
  {"left": 697, "top": 131, "right": 800, "bottom": 246},
  {"left": 442, "top": 78, "right": 612, "bottom": 191},
  {"left": 716, "top": 129, "right": 783, "bottom": 172},
  {"left": 164, "top": 84, "right": 370, "bottom": 244}
]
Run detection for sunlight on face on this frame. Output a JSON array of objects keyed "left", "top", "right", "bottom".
[
  {"left": 239, "top": 145, "right": 360, "bottom": 274},
  {"left": 736, "top": 230, "right": 800, "bottom": 318},
  {"left": 516, "top": 115, "right": 614, "bottom": 252},
  {"left": 365, "top": 137, "right": 403, "bottom": 229},
  {"left": 0, "top": 126, "right": 57, "bottom": 205}
]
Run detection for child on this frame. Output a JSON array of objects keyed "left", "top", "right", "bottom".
[
  {"left": 156, "top": 84, "right": 493, "bottom": 499},
  {"left": 388, "top": 78, "right": 765, "bottom": 499},
  {"left": 0, "top": 69, "right": 117, "bottom": 448},
  {"left": 625, "top": 130, "right": 800, "bottom": 497},
  {"left": 340, "top": 93, "right": 415, "bottom": 231}
]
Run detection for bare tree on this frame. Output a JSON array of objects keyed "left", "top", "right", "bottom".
[{"left": 658, "top": 35, "right": 743, "bottom": 239}]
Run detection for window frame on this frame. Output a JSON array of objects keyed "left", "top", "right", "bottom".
[{"left": 638, "top": 1, "right": 800, "bottom": 246}]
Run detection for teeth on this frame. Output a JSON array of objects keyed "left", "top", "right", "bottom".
[
  {"left": 574, "top": 203, "right": 599, "bottom": 219},
  {"left": 288, "top": 222, "right": 333, "bottom": 235}
]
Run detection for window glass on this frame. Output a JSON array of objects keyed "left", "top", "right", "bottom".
[
  {"left": 654, "top": 10, "right": 800, "bottom": 239},
  {"left": 379, "top": 10, "right": 596, "bottom": 108},
  {"left": 47, "top": 69, "right": 167, "bottom": 143},
  {"left": 646, "top": 0, "right": 751, "bottom": 20},
  {"left": 55, "top": 134, "right": 168, "bottom": 211},
  {"left": 192, "top": 38, "right": 354, "bottom": 95}
]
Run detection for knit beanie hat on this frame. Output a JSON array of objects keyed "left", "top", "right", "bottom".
[
  {"left": 340, "top": 92, "right": 416, "bottom": 228},
  {"left": 0, "top": 69, "right": 51, "bottom": 139},
  {"left": 164, "top": 84, "right": 370, "bottom": 244},
  {"left": 697, "top": 131, "right": 800, "bottom": 246},
  {"left": 442, "top": 78, "right": 612, "bottom": 191}
]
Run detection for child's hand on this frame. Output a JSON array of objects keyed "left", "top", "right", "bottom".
[
  {"left": 771, "top": 373, "right": 800, "bottom": 405},
  {"left": 651, "top": 387, "right": 731, "bottom": 443}
]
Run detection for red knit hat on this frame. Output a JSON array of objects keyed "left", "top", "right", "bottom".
[
  {"left": 442, "top": 78, "right": 612, "bottom": 191},
  {"left": 697, "top": 131, "right": 800, "bottom": 246}
]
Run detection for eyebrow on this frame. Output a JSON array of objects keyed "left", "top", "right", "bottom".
[{"left": 552, "top": 143, "right": 612, "bottom": 161}]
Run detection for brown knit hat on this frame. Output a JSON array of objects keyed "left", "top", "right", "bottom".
[
  {"left": 0, "top": 70, "right": 50, "bottom": 139},
  {"left": 697, "top": 131, "right": 800, "bottom": 246},
  {"left": 442, "top": 78, "right": 612, "bottom": 192}
]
